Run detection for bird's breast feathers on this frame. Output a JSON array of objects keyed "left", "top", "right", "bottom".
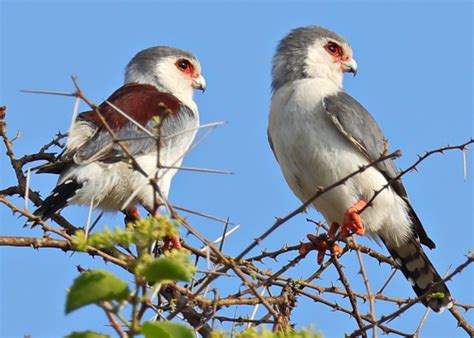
[{"left": 269, "top": 79, "right": 365, "bottom": 204}]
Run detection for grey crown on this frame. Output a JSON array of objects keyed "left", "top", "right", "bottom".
[{"left": 272, "top": 26, "right": 349, "bottom": 92}]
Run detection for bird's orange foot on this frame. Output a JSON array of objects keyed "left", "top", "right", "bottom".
[
  {"left": 299, "top": 233, "right": 343, "bottom": 264},
  {"left": 163, "top": 235, "right": 182, "bottom": 250},
  {"left": 124, "top": 207, "right": 141, "bottom": 223},
  {"left": 340, "top": 200, "right": 367, "bottom": 238},
  {"left": 152, "top": 211, "right": 182, "bottom": 251}
]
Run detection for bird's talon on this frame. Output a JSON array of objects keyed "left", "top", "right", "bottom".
[
  {"left": 170, "top": 236, "right": 182, "bottom": 249},
  {"left": 331, "top": 243, "right": 343, "bottom": 255},
  {"left": 124, "top": 207, "right": 141, "bottom": 224},
  {"left": 303, "top": 230, "right": 344, "bottom": 264},
  {"left": 299, "top": 243, "right": 313, "bottom": 256},
  {"left": 314, "top": 240, "right": 328, "bottom": 264},
  {"left": 317, "top": 242, "right": 342, "bottom": 264},
  {"left": 317, "top": 249, "right": 325, "bottom": 264},
  {"left": 341, "top": 200, "right": 367, "bottom": 238},
  {"left": 163, "top": 235, "right": 182, "bottom": 250}
]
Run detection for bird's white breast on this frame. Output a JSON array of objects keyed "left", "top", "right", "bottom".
[
  {"left": 269, "top": 79, "right": 411, "bottom": 246},
  {"left": 130, "top": 109, "right": 200, "bottom": 209}
]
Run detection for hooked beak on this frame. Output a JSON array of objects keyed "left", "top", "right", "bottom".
[
  {"left": 342, "top": 58, "right": 358, "bottom": 76},
  {"left": 192, "top": 74, "right": 207, "bottom": 92}
]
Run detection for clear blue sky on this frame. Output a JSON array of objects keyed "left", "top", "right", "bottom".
[{"left": 1, "top": 1, "right": 472, "bottom": 337}]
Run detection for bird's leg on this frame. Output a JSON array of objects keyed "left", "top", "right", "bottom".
[
  {"left": 327, "top": 221, "right": 340, "bottom": 239},
  {"left": 339, "top": 199, "right": 367, "bottom": 238},
  {"left": 162, "top": 235, "right": 182, "bottom": 250}
]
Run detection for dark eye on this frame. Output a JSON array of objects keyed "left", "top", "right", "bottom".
[
  {"left": 176, "top": 59, "right": 194, "bottom": 73},
  {"left": 325, "top": 42, "right": 342, "bottom": 57}
]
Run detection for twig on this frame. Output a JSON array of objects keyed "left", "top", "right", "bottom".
[
  {"left": 413, "top": 307, "right": 431, "bottom": 337},
  {"left": 0, "top": 236, "right": 71, "bottom": 250},
  {"left": 199, "top": 224, "right": 240, "bottom": 252},
  {"left": 247, "top": 286, "right": 267, "bottom": 329},
  {"left": 377, "top": 268, "right": 397, "bottom": 294},
  {"left": 38, "top": 132, "right": 66, "bottom": 153},
  {"left": 0, "top": 196, "right": 129, "bottom": 269},
  {"left": 354, "top": 237, "right": 377, "bottom": 338},
  {"left": 332, "top": 256, "right": 366, "bottom": 336},
  {"left": 449, "top": 306, "right": 474, "bottom": 334},
  {"left": 101, "top": 301, "right": 128, "bottom": 338}
]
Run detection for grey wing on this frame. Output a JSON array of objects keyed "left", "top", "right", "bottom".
[
  {"left": 74, "top": 122, "right": 156, "bottom": 164},
  {"left": 322, "top": 92, "right": 435, "bottom": 249},
  {"left": 75, "top": 105, "right": 196, "bottom": 164},
  {"left": 323, "top": 92, "right": 401, "bottom": 187},
  {"left": 267, "top": 130, "right": 279, "bottom": 164}
]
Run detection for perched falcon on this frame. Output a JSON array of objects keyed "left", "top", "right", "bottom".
[
  {"left": 268, "top": 26, "right": 452, "bottom": 312},
  {"left": 34, "top": 46, "right": 205, "bottom": 233}
]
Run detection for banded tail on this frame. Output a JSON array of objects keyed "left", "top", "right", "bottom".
[{"left": 383, "top": 236, "right": 452, "bottom": 312}]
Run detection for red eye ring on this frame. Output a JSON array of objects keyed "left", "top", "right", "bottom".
[
  {"left": 325, "top": 42, "right": 343, "bottom": 57},
  {"left": 176, "top": 59, "right": 194, "bottom": 74}
]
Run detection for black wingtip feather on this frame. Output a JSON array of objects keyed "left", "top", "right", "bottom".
[{"left": 33, "top": 179, "right": 82, "bottom": 220}]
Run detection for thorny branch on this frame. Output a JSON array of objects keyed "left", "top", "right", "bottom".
[
  {"left": 332, "top": 256, "right": 366, "bottom": 335},
  {"left": 354, "top": 238, "right": 377, "bottom": 338},
  {"left": 1, "top": 81, "right": 473, "bottom": 338}
]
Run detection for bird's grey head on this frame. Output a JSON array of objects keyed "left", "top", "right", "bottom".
[
  {"left": 125, "top": 46, "right": 206, "bottom": 104},
  {"left": 272, "top": 26, "right": 357, "bottom": 92}
]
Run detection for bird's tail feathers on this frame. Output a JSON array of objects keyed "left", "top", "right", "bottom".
[
  {"left": 382, "top": 236, "right": 452, "bottom": 312},
  {"left": 33, "top": 179, "right": 83, "bottom": 221}
]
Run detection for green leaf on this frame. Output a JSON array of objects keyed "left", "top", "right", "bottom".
[
  {"left": 144, "top": 257, "right": 192, "bottom": 283},
  {"left": 142, "top": 322, "right": 194, "bottom": 338},
  {"left": 65, "top": 331, "right": 111, "bottom": 338},
  {"left": 66, "top": 269, "right": 130, "bottom": 314}
]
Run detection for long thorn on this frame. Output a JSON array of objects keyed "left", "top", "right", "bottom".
[
  {"left": 68, "top": 96, "right": 81, "bottom": 136},
  {"left": 247, "top": 286, "right": 267, "bottom": 329},
  {"left": 162, "top": 121, "right": 226, "bottom": 140},
  {"left": 462, "top": 148, "right": 467, "bottom": 181},
  {"left": 199, "top": 224, "right": 240, "bottom": 252},
  {"left": 21, "top": 89, "right": 76, "bottom": 97},
  {"left": 174, "top": 205, "right": 234, "bottom": 225},
  {"left": 85, "top": 199, "right": 95, "bottom": 238},
  {"left": 24, "top": 167, "right": 31, "bottom": 211}
]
